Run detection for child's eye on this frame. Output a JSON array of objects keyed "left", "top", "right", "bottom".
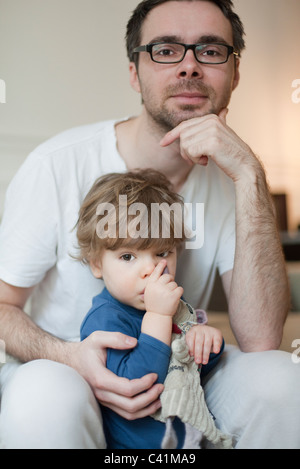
[
  {"left": 157, "top": 251, "right": 169, "bottom": 258},
  {"left": 121, "top": 254, "right": 135, "bottom": 262}
]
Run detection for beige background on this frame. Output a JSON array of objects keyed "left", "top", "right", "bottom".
[{"left": 0, "top": 0, "right": 300, "bottom": 227}]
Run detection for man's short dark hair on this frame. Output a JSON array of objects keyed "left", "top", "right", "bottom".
[{"left": 126, "top": 0, "right": 246, "bottom": 66}]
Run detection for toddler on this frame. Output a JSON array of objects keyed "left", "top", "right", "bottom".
[{"left": 76, "top": 169, "right": 228, "bottom": 449}]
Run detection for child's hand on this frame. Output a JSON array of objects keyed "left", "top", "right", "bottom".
[
  {"left": 144, "top": 260, "right": 183, "bottom": 317},
  {"left": 185, "top": 325, "right": 223, "bottom": 365}
]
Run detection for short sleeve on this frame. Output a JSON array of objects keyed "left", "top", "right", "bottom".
[
  {"left": 0, "top": 152, "right": 58, "bottom": 287},
  {"left": 216, "top": 203, "right": 236, "bottom": 276}
]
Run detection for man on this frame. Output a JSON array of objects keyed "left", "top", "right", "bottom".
[{"left": 0, "top": 0, "right": 298, "bottom": 449}]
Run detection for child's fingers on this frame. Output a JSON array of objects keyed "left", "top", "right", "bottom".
[
  {"left": 212, "top": 334, "right": 223, "bottom": 354},
  {"left": 186, "top": 326, "right": 224, "bottom": 365},
  {"left": 201, "top": 337, "right": 213, "bottom": 365},
  {"left": 185, "top": 329, "right": 196, "bottom": 357},
  {"left": 201, "top": 333, "right": 222, "bottom": 364},
  {"left": 175, "top": 286, "right": 184, "bottom": 299},
  {"left": 149, "top": 260, "right": 167, "bottom": 281},
  {"left": 194, "top": 334, "right": 205, "bottom": 365}
]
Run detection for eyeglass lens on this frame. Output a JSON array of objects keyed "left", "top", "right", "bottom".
[{"left": 151, "top": 43, "right": 229, "bottom": 64}]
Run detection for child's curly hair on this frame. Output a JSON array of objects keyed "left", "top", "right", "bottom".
[{"left": 75, "top": 169, "right": 187, "bottom": 264}]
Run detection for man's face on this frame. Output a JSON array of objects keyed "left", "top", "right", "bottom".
[{"left": 129, "top": 1, "right": 240, "bottom": 131}]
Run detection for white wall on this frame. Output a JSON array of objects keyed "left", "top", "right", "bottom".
[
  {"left": 1, "top": 0, "right": 300, "bottom": 227},
  {"left": 230, "top": 0, "right": 300, "bottom": 230}
]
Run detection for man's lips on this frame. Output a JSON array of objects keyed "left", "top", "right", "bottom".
[{"left": 171, "top": 93, "right": 208, "bottom": 105}]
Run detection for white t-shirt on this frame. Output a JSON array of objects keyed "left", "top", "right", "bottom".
[{"left": 0, "top": 119, "right": 236, "bottom": 342}]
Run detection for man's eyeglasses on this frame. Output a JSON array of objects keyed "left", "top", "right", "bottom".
[{"left": 133, "top": 42, "right": 239, "bottom": 65}]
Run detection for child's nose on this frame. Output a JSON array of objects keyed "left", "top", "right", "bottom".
[{"left": 142, "top": 258, "right": 157, "bottom": 278}]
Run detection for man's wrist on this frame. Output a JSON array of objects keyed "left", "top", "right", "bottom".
[
  {"left": 234, "top": 153, "right": 266, "bottom": 188},
  {"left": 59, "top": 340, "right": 82, "bottom": 370},
  {"left": 38, "top": 337, "right": 81, "bottom": 371}
]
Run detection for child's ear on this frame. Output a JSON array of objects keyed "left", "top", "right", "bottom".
[{"left": 90, "top": 259, "right": 102, "bottom": 279}]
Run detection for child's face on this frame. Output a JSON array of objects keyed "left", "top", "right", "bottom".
[{"left": 91, "top": 246, "right": 178, "bottom": 310}]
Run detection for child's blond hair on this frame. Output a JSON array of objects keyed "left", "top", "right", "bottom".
[{"left": 76, "top": 169, "right": 187, "bottom": 264}]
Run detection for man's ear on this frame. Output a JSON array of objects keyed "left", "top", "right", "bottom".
[
  {"left": 90, "top": 259, "right": 102, "bottom": 279},
  {"left": 129, "top": 62, "right": 141, "bottom": 94}
]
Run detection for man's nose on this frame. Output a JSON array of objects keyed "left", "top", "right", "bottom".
[{"left": 176, "top": 49, "right": 204, "bottom": 79}]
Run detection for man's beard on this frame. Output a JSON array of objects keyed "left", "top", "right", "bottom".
[{"left": 141, "top": 79, "right": 230, "bottom": 132}]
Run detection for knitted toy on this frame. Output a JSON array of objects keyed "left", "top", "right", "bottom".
[{"left": 152, "top": 300, "right": 233, "bottom": 449}]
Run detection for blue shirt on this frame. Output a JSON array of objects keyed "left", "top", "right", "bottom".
[{"left": 80, "top": 288, "right": 185, "bottom": 449}]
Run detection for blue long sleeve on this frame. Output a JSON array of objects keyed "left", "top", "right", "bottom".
[
  {"left": 80, "top": 288, "right": 171, "bottom": 383},
  {"left": 107, "top": 332, "right": 171, "bottom": 384}
]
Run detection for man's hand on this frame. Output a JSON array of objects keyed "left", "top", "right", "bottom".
[
  {"left": 185, "top": 325, "right": 223, "bottom": 365},
  {"left": 160, "top": 109, "right": 259, "bottom": 183},
  {"left": 70, "top": 331, "right": 164, "bottom": 420}
]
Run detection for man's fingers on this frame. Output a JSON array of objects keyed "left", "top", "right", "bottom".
[
  {"left": 160, "top": 117, "right": 206, "bottom": 147},
  {"left": 160, "top": 119, "right": 201, "bottom": 147},
  {"left": 95, "top": 369, "right": 159, "bottom": 399},
  {"left": 97, "top": 379, "right": 164, "bottom": 420},
  {"left": 160, "top": 126, "right": 182, "bottom": 147},
  {"left": 90, "top": 330, "right": 137, "bottom": 350},
  {"left": 160, "top": 111, "right": 229, "bottom": 148},
  {"left": 104, "top": 395, "right": 162, "bottom": 421}
]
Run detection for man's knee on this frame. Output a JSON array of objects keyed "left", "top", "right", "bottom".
[
  {"left": 203, "top": 347, "right": 300, "bottom": 448},
  {"left": 0, "top": 360, "right": 105, "bottom": 449},
  {"left": 220, "top": 348, "right": 300, "bottom": 416},
  {"left": 250, "top": 350, "right": 300, "bottom": 408}
]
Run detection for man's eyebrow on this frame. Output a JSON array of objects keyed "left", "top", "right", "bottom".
[
  {"left": 148, "top": 35, "right": 181, "bottom": 44},
  {"left": 199, "top": 35, "right": 230, "bottom": 45},
  {"left": 148, "top": 34, "right": 230, "bottom": 45}
]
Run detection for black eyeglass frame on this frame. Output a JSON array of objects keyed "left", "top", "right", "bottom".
[{"left": 133, "top": 42, "right": 239, "bottom": 65}]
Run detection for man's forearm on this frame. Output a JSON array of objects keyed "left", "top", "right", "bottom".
[
  {"left": 229, "top": 165, "right": 290, "bottom": 352},
  {"left": 0, "top": 304, "right": 74, "bottom": 365}
]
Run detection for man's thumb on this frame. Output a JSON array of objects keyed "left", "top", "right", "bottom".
[{"left": 92, "top": 331, "right": 137, "bottom": 349}]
